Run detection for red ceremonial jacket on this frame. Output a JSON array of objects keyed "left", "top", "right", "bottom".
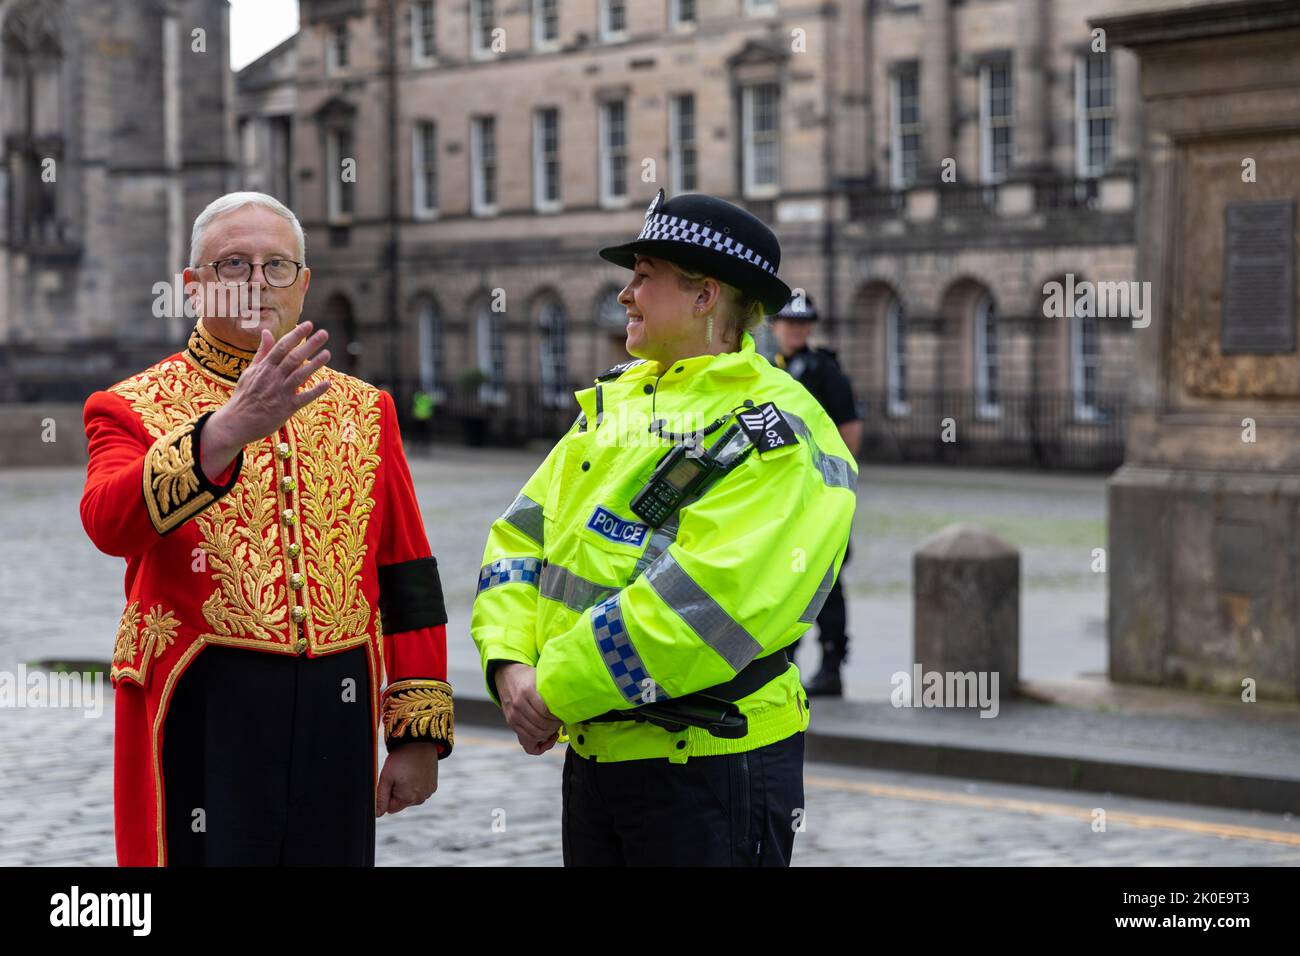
[{"left": 80, "top": 320, "right": 453, "bottom": 866}]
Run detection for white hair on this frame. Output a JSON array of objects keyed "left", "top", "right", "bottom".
[{"left": 189, "top": 191, "right": 306, "bottom": 268}]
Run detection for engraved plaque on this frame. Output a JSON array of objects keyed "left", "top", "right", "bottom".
[{"left": 1221, "top": 200, "right": 1295, "bottom": 354}]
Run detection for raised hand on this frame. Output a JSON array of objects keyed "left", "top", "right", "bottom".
[{"left": 200, "top": 322, "right": 331, "bottom": 480}]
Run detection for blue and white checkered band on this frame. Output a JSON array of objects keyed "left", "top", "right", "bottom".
[
  {"left": 636, "top": 213, "right": 777, "bottom": 277},
  {"left": 477, "top": 557, "right": 542, "bottom": 593}
]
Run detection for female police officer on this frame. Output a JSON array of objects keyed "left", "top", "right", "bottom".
[{"left": 470, "top": 189, "right": 857, "bottom": 866}]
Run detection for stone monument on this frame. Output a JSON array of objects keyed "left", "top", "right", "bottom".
[{"left": 1096, "top": 0, "right": 1300, "bottom": 701}]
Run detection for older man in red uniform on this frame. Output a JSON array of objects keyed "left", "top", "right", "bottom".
[{"left": 80, "top": 192, "right": 453, "bottom": 866}]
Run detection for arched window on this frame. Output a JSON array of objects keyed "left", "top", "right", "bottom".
[
  {"left": 538, "top": 296, "right": 568, "bottom": 408},
  {"left": 885, "top": 296, "right": 909, "bottom": 417},
  {"left": 974, "top": 292, "right": 1000, "bottom": 419},
  {"left": 415, "top": 296, "right": 443, "bottom": 399},
  {"left": 476, "top": 300, "right": 506, "bottom": 404},
  {"left": 1072, "top": 309, "right": 1100, "bottom": 421}
]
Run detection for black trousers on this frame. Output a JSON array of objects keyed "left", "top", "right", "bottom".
[
  {"left": 562, "top": 732, "right": 805, "bottom": 866},
  {"left": 161, "top": 644, "right": 376, "bottom": 866},
  {"left": 791, "top": 541, "right": 851, "bottom": 661}
]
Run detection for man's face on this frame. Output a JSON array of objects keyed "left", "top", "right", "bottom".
[
  {"left": 182, "top": 204, "right": 311, "bottom": 349},
  {"left": 772, "top": 317, "right": 813, "bottom": 356}
]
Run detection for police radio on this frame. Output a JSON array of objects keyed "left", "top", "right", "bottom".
[{"left": 630, "top": 424, "right": 743, "bottom": 528}]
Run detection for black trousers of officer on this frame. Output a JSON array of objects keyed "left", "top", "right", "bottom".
[
  {"left": 162, "top": 644, "right": 376, "bottom": 866},
  {"left": 561, "top": 731, "right": 805, "bottom": 866}
]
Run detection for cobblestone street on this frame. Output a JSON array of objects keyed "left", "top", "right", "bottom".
[
  {"left": 0, "top": 447, "right": 1109, "bottom": 693},
  {"left": 5, "top": 450, "right": 1296, "bottom": 866},
  {"left": 2, "top": 703, "right": 1298, "bottom": 866}
]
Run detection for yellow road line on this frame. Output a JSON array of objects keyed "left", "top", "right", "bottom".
[{"left": 805, "top": 774, "right": 1300, "bottom": 847}]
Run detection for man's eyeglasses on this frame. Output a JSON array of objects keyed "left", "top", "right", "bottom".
[{"left": 203, "top": 256, "right": 304, "bottom": 288}]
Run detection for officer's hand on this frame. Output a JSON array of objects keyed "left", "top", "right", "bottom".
[
  {"left": 376, "top": 742, "right": 440, "bottom": 817},
  {"left": 496, "top": 662, "right": 562, "bottom": 755},
  {"left": 200, "top": 322, "right": 332, "bottom": 481}
]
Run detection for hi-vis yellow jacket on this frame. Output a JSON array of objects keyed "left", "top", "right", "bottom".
[{"left": 470, "top": 332, "right": 858, "bottom": 763}]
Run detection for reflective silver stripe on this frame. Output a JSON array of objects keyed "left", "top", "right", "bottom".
[
  {"left": 502, "top": 493, "right": 545, "bottom": 546},
  {"left": 780, "top": 410, "right": 858, "bottom": 492},
  {"left": 630, "top": 513, "right": 680, "bottom": 583},
  {"left": 643, "top": 551, "right": 762, "bottom": 671},
  {"left": 477, "top": 557, "right": 542, "bottom": 593},
  {"left": 590, "top": 594, "right": 668, "bottom": 704},
  {"left": 799, "top": 563, "right": 837, "bottom": 624},
  {"left": 540, "top": 561, "right": 617, "bottom": 613}
]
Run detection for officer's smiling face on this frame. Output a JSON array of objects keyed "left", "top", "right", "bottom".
[
  {"left": 182, "top": 204, "right": 312, "bottom": 351},
  {"left": 619, "top": 255, "right": 716, "bottom": 366}
]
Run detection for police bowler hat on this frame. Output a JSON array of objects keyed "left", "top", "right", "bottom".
[
  {"left": 599, "top": 189, "right": 793, "bottom": 315},
  {"left": 774, "top": 292, "right": 819, "bottom": 322}
]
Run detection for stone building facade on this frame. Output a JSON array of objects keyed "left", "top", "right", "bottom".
[
  {"left": 0, "top": 0, "right": 236, "bottom": 400},
  {"left": 242, "top": 0, "right": 1147, "bottom": 462},
  {"left": 834, "top": 0, "right": 1143, "bottom": 466}
]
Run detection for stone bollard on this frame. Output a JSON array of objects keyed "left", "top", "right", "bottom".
[{"left": 913, "top": 524, "right": 1020, "bottom": 698}]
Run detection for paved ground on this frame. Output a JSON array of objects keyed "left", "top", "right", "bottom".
[
  {"left": 0, "top": 448, "right": 1108, "bottom": 695},
  {"left": 14, "top": 449, "right": 1286, "bottom": 867},
  {"left": 2, "top": 705, "right": 1297, "bottom": 866}
]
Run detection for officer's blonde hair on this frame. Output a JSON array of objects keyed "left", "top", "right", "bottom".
[{"left": 668, "top": 262, "right": 768, "bottom": 345}]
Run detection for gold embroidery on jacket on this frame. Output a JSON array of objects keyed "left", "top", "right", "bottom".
[
  {"left": 297, "top": 373, "right": 383, "bottom": 651},
  {"left": 382, "top": 678, "right": 455, "bottom": 744},
  {"left": 108, "top": 345, "right": 389, "bottom": 657},
  {"left": 142, "top": 421, "right": 213, "bottom": 534},
  {"left": 186, "top": 322, "right": 254, "bottom": 383},
  {"left": 111, "top": 603, "right": 181, "bottom": 685},
  {"left": 110, "top": 354, "right": 291, "bottom": 649},
  {"left": 109, "top": 360, "right": 230, "bottom": 438},
  {"left": 112, "top": 602, "right": 141, "bottom": 668},
  {"left": 196, "top": 444, "right": 290, "bottom": 646}
]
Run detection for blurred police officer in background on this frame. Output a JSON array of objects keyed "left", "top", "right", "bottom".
[
  {"left": 772, "top": 295, "right": 861, "bottom": 698},
  {"left": 471, "top": 190, "right": 857, "bottom": 866}
]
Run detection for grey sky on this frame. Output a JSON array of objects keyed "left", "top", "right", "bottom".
[{"left": 229, "top": 0, "right": 299, "bottom": 71}]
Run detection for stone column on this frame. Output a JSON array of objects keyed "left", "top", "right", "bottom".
[
  {"left": 913, "top": 524, "right": 1020, "bottom": 691},
  {"left": 1013, "top": 0, "right": 1049, "bottom": 175},
  {"left": 162, "top": 3, "right": 184, "bottom": 340},
  {"left": 1111, "top": 47, "right": 1141, "bottom": 173},
  {"left": 919, "top": 0, "right": 952, "bottom": 175},
  {"left": 1096, "top": 2, "right": 1300, "bottom": 701}
]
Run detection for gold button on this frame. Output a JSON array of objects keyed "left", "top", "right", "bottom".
[
  {"left": 282, "top": 508, "right": 296, "bottom": 526},
  {"left": 291, "top": 605, "right": 307, "bottom": 624},
  {"left": 294, "top": 636, "right": 307, "bottom": 654},
  {"left": 277, "top": 442, "right": 291, "bottom": 460},
  {"left": 290, "top": 572, "right": 304, "bottom": 590},
  {"left": 287, "top": 542, "right": 301, "bottom": 559},
  {"left": 280, "top": 475, "right": 296, "bottom": 493}
]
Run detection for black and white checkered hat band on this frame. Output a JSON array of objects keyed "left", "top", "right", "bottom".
[{"left": 636, "top": 213, "right": 777, "bottom": 277}]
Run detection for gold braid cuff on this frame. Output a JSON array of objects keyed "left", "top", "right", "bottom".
[
  {"left": 382, "top": 678, "right": 454, "bottom": 756},
  {"left": 142, "top": 413, "right": 240, "bottom": 535}
]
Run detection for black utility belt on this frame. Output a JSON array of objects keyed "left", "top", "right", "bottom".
[{"left": 584, "top": 651, "right": 791, "bottom": 740}]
